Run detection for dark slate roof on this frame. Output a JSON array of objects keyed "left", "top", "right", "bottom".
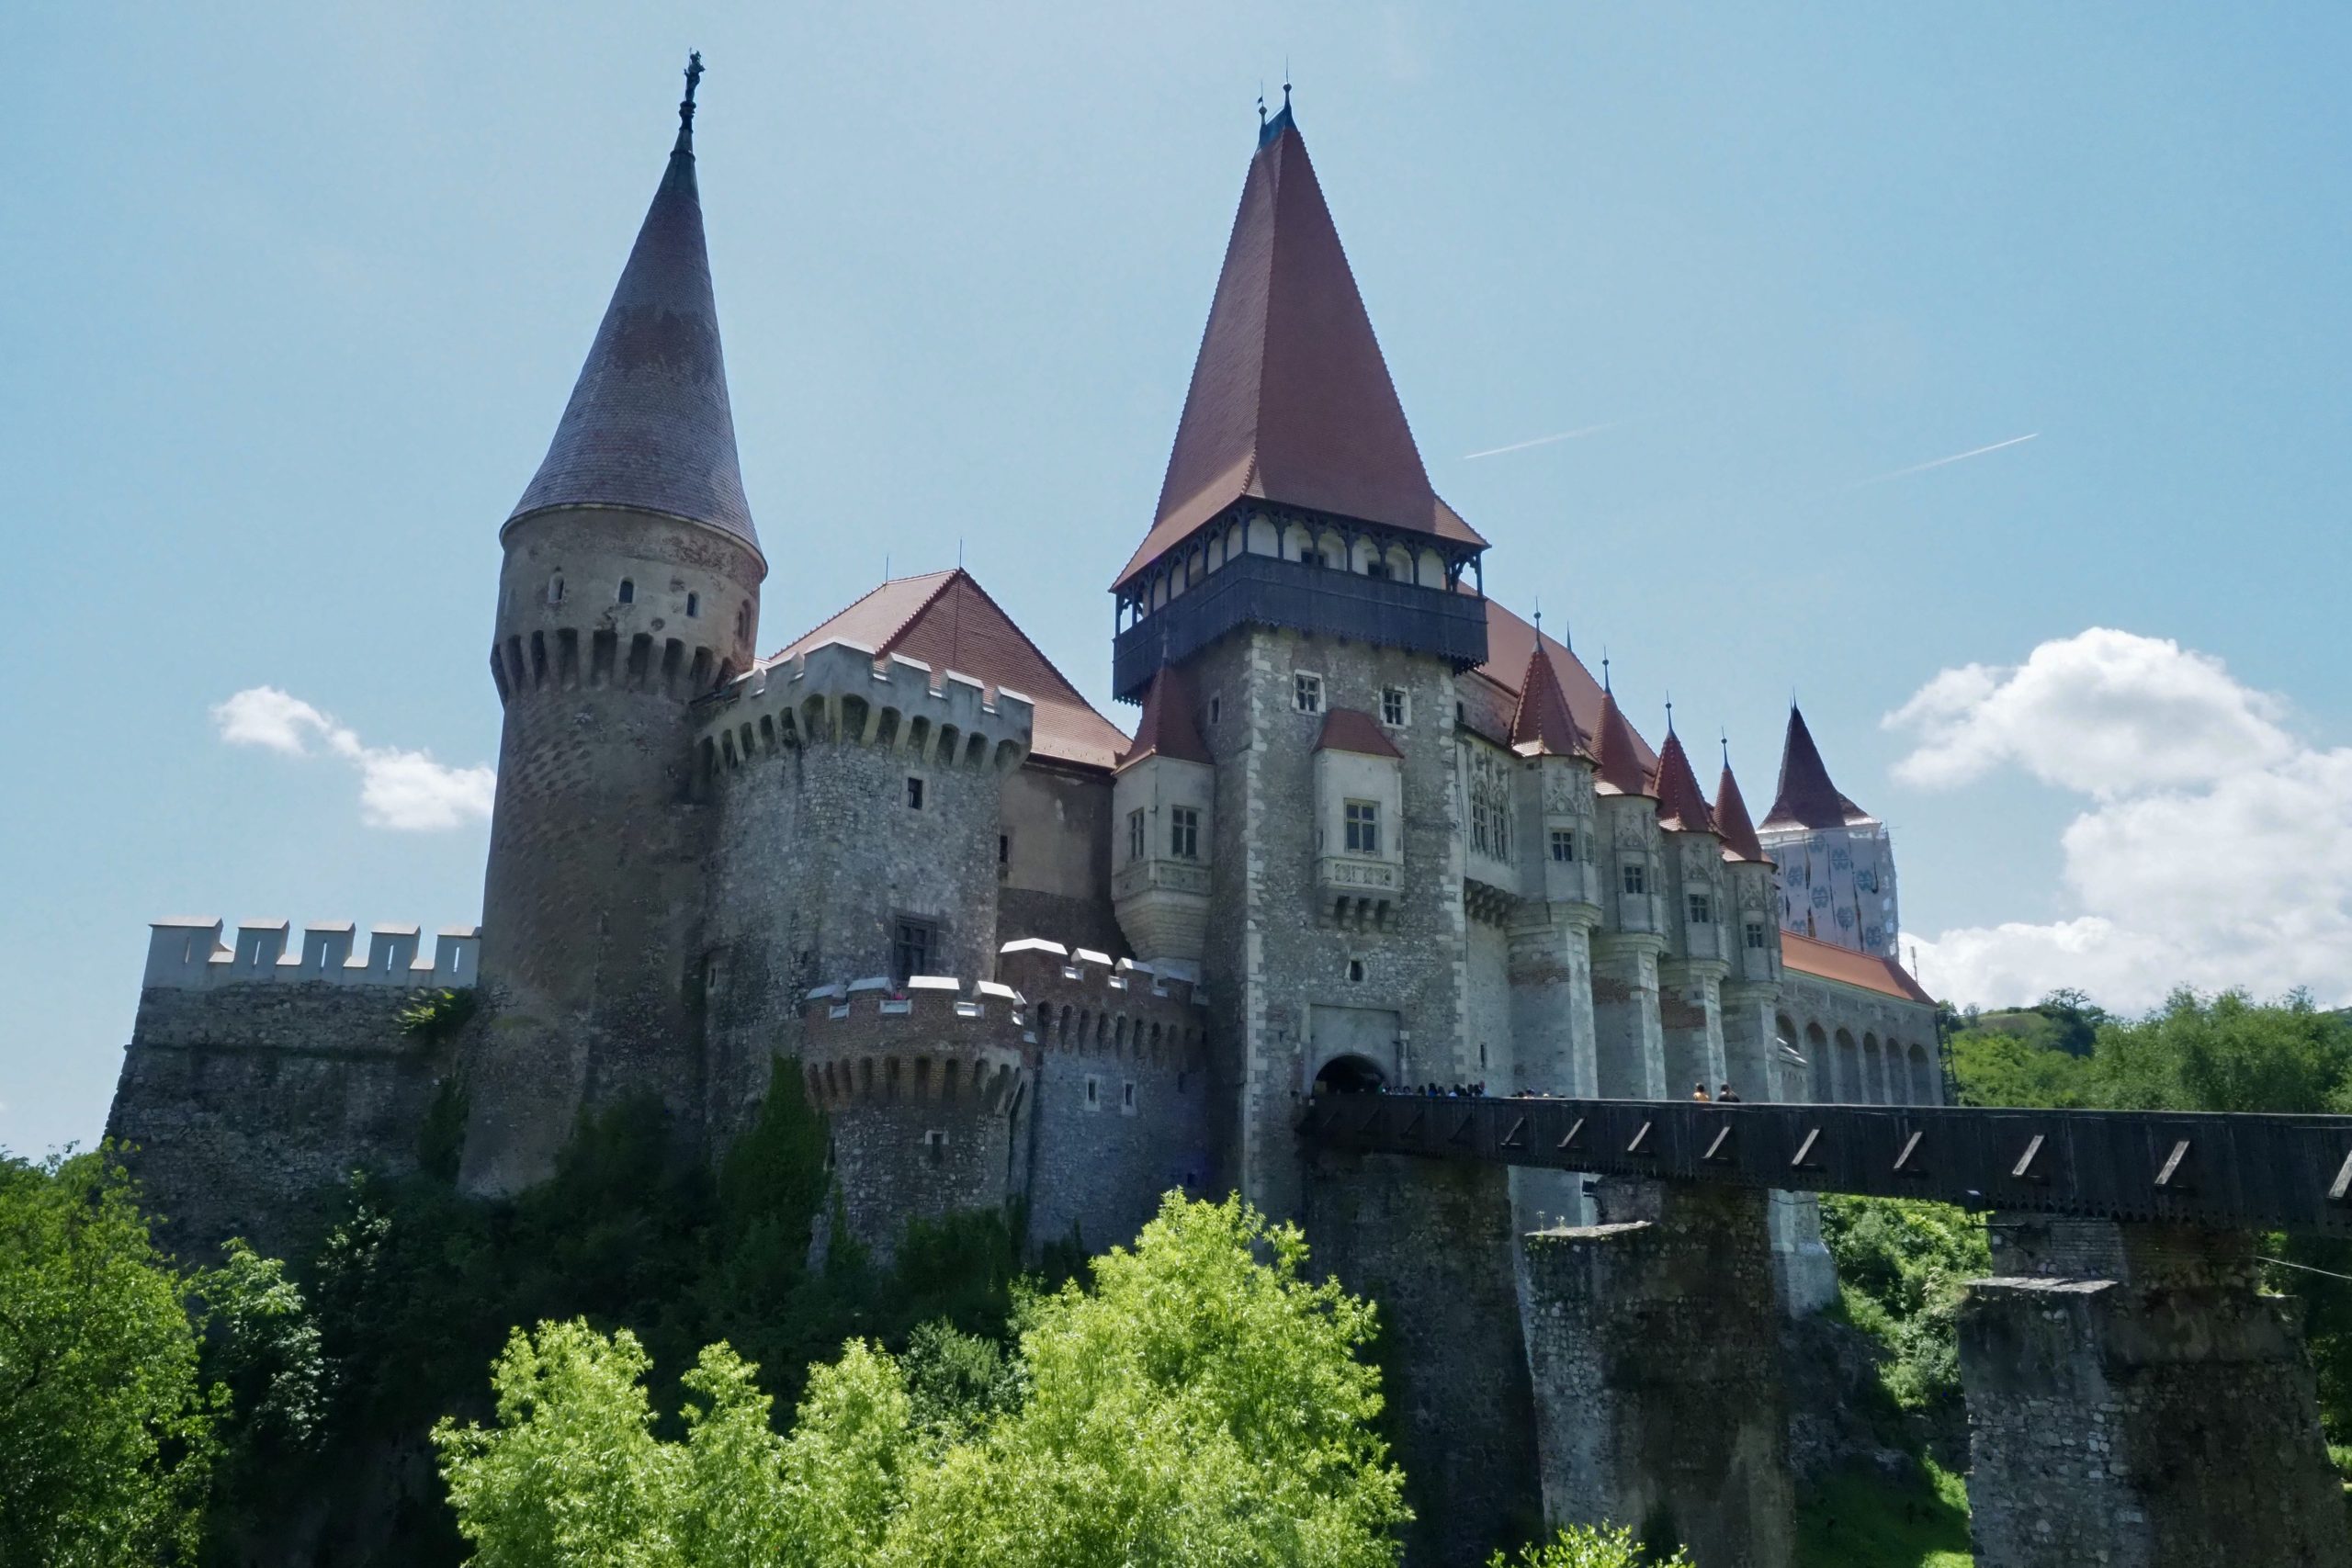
[
  {"left": 1650, "top": 728, "right": 1716, "bottom": 835},
  {"left": 1114, "top": 111, "right": 1484, "bottom": 591},
  {"left": 1761, "top": 705, "right": 1874, "bottom": 830},
  {"left": 507, "top": 103, "right": 757, "bottom": 555},
  {"left": 1120, "top": 668, "right": 1212, "bottom": 771},
  {"left": 1315, "top": 708, "right": 1403, "bottom": 760}
]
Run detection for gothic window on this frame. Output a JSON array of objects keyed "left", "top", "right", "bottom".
[
  {"left": 1550, "top": 829, "right": 1576, "bottom": 863},
  {"left": 1687, "top": 893, "right": 1713, "bottom": 925},
  {"left": 1745, "top": 920, "right": 1768, "bottom": 950},
  {"left": 1127, "top": 808, "right": 1146, "bottom": 863},
  {"left": 1622, "top": 862, "right": 1647, "bottom": 897},
  {"left": 1344, "top": 799, "right": 1380, "bottom": 855},
  {"left": 1169, "top": 807, "right": 1200, "bottom": 861},
  {"left": 1382, "top": 687, "right": 1408, "bottom": 726},
  {"left": 891, "top": 919, "right": 937, "bottom": 985},
  {"left": 906, "top": 776, "right": 925, "bottom": 810},
  {"left": 616, "top": 579, "right": 634, "bottom": 604},
  {"left": 1294, "top": 672, "right": 1323, "bottom": 714},
  {"left": 685, "top": 592, "right": 700, "bottom": 617}
]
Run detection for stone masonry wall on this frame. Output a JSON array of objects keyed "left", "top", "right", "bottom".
[
  {"left": 109, "top": 984, "right": 456, "bottom": 1264},
  {"left": 1958, "top": 1216, "right": 2350, "bottom": 1568},
  {"left": 1517, "top": 1178, "right": 1793, "bottom": 1568},
  {"left": 1305, "top": 1149, "right": 1540, "bottom": 1568}
]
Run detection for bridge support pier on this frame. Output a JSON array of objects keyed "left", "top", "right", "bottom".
[
  {"left": 1516, "top": 1177, "right": 1793, "bottom": 1568},
  {"left": 1305, "top": 1147, "right": 1541, "bottom": 1567},
  {"left": 1958, "top": 1214, "right": 2350, "bottom": 1568}
]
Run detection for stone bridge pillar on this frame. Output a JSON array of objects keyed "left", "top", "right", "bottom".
[
  {"left": 1515, "top": 1176, "right": 1793, "bottom": 1568},
  {"left": 1958, "top": 1214, "right": 2350, "bottom": 1568},
  {"left": 1304, "top": 1147, "right": 1541, "bottom": 1567}
]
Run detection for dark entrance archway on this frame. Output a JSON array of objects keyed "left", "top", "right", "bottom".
[{"left": 1314, "top": 1054, "right": 1387, "bottom": 1095}]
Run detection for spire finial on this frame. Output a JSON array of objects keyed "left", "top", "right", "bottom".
[
  {"left": 1601, "top": 649, "right": 1611, "bottom": 694},
  {"left": 675, "top": 51, "right": 704, "bottom": 153},
  {"left": 1665, "top": 694, "right": 1674, "bottom": 733},
  {"left": 1721, "top": 728, "right": 1730, "bottom": 769},
  {"left": 1532, "top": 597, "right": 1542, "bottom": 633}
]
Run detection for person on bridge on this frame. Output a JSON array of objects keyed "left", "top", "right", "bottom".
[
  {"left": 1691, "top": 1083, "right": 1712, "bottom": 1102},
  {"left": 1717, "top": 1083, "right": 1741, "bottom": 1103}
]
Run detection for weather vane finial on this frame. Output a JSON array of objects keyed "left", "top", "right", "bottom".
[
  {"left": 676, "top": 51, "right": 705, "bottom": 152},
  {"left": 1601, "top": 649, "right": 1611, "bottom": 694},
  {"left": 1720, "top": 727, "right": 1730, "bottom": 769},
  {"left": 1665, "top": 693, "right": 1675, "bottom": 732}
]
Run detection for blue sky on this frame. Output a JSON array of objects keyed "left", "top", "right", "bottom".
[{"left": 6, "top": 3, "right": 2350, "bottom": 1156}]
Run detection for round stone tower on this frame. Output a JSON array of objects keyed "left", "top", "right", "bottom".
[{"left": 463, "top": 58, "right": 765, "bottom": 1194}]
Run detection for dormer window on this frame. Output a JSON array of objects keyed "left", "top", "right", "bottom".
[
  {"left": 1745, "top": 920, "right": 1768, "bottom": 951},
  {"left": 1550, "top": 829, "right": 1576, "bottom": 863},
  {"left": 1622, "top": 863, "right": 1647, "bottom": 897},
  {"left": 1344, "top": 800, "right": 1380, "bottom": 855},
  {"left": 1381, "top": 687, "right": 1408, "bottom": 727},
  {"left": 1294, "top": 673, "right": 1323, "bottom": 714},
  {"left": 1170, "top": 807, "right": 1200, "bottom": 861},
  {"left": 1687, "top": 893, "right": 1713, "bottom": 925}
]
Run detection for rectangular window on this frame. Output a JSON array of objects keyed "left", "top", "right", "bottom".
[
  {"left": 1170, "top": 806, "right": 1200, "bottom": 861},
  {"left": 1344, "top": 799, "right": 1380, "bottom": 855},
  {"left": 1745, "top": 920, "right": 1768, "bottom": 951},
  {"left": 1382, "top": 687, "right": 1408, "bottom": 727},
  {"left": 1621, "top": 862, "right": 1647, "bottom": 897},
  {"left": 1127, "top": 808, "right": 1146, "bottom": 863},
  {"left": 1121, "top": 1080, "right": 1137, "bottom": 1115},
  {"left": 1549, "top": 829, "right": 1576, "bottom": 863},
  {"left": 1294, "top": 672, "right": 1323, "bottom": 714},
  {"left": 892, "top": 919, "right": 936, "bottom": 985},
  {"left": 1084, "top": 1074, "right": 1102, "bottom": 1111},
  {"left": 998, "top": 833, "right": 1010, "bottom": 866},
  {"left": 1687, "top": 893, "right": 1713, "bottom": 925},
  {"left": 905, "top": 776, "right": 924, "bottom": 810}
]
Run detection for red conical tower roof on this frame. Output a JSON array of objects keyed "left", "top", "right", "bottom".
[
  {"left": 1713, "top": 760, "right": 1767, "bottom": 863},
  {"left": 1118, "top": 668, "right": 1211, "bottom": 771},
  {"left": 1509, "top": 641, "right": 1587, "bottom": 757},
  {"left": 1762, "top": 705, "right": 1872, "bottom": 830},
  {"left": 1591, "top": 690, "right": 1651, "bottom": 796},
  {"left": 1112, "top": 104, "right": 1484, "bottom": 591},
  {"left": 1650, "top": 728, "right": 1715, "bottom": 834}
]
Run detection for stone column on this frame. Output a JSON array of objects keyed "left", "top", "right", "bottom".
[
  {"left": 1590, "top": 934, "right": 1667, "bottom": 1100},
  {"left": 1509, "top": 906, "right": 1600, "bottom": 1228},
  {"left": 1657, "top": 958, "right": 1727, "bottom": 1103},
  {"left": 1516, "top": 1178, "right": 1794, "bottom": 1568},
  {"left": 1718, "top": 982, "right": 1777, "bottom": 1106},
  {"left": 1306, "top": 1149, "right": 1540, "bottom": 1567},
  {"left": 1958, "top": 1215, "right": 2350, "bottom": 1568}
]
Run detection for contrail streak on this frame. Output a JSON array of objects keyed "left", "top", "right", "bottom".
[
  {"left": 1847, "top": 432, "right": 2039, "bottom": 490},
  {"left": 1462, "top": 422, "right": 1618, "bottom": 461}
]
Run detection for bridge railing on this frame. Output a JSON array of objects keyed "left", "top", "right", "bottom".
[{"left": 1301, "top": 1093, "right": 2352, "bottom": 1237}]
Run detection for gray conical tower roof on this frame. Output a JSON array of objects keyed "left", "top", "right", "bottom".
[{"left": 507, "top": 60, "right": 758, "bottom": 556}]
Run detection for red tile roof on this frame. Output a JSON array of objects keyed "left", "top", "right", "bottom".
[
  {"left": 1649, "top": 729, "right": 1715, "bottom": 834},
  {"left": 1119, "top": 668, "right": 1211, "bottom": 771},
  {"left": 1590, "top": 691, "right": 1652, "bottom": 797},
  {"left": 1713, "top": 762, "right": 1768, "bottom": 863},
  {"left": 1464, "top": 596, "right": 1658, "bottom": 775},
  {"left": 1781, "top": 931, "right": 1936, "bottom": 1005},
  {"left": 1315, "top": 707, "right": 1403, "bottom": 759},
  {"left": 772, "top": 570, "right": 1131, "bottom": 771},
  {"left": 1762, "top": 705, "right": 1874, "bottom": 830},
  {"left": 1114, "top": 116, "right": 1484, "bottom": 592},
  {"left": 1508, "top": 640, "right": 1587, "bottom": 758}
]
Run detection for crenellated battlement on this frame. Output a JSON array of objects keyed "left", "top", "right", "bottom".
[
  {"left": 695, "top": 639, "right": 1034, "bottom": 779},
  {"left": 995, "top": 939, "right": 1208, "bottom": 1073},
  {"left": 143, "top": 918, "right": 481, "bottom": 990},
  {"left": 796, "top": 974, "right": 1033, "bottom": 1113}
]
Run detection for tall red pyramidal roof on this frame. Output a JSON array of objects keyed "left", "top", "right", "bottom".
[
  {"left": 1114, "top": 105, "right": 1484, "bottom": 591},
  {"left": 1119, "top": 669, "right": 1211, "bottom": 771},
  {"left": 1509, "top": 640, "right": 1587, "bottom": 757},
  {"left": 1649, "top": 728, "right": 1715, "bottom": 834},
  {"left": 1762, "top": 705, "right": 1873, "bottom": 830},
  {"left": 509, "top": 57, "right": 757, "bottom": 556},
  {"left": 1713, "top": 760, "right": 1767, "bottom": 862},
  {"left": 1590, "top": 690, "right": 1651, "bottom": 796}
]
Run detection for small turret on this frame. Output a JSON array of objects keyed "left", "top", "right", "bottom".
[
  {"left": 1756, "top": 705, "right": 1899, "bottom": 959},
  {"left": 465, "top": 57, "right": 768, "bottom": 1195},
  {"left": 1112, "top": 669, "right": 1216, "bottom": 968}
]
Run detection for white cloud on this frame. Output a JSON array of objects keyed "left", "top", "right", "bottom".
[
  {"left": 1885, "top": 630, "right": 2352, "bottom": 1013},
  {"left": 211, "top": 685, "right": 493, "bottom": 831}
]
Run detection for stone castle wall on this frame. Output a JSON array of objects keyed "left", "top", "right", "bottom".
[{"left": 108, "top": 983, "right": 458, "bottom": 1264}]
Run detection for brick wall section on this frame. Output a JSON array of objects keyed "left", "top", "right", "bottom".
[
  {"left": 1002, "top": 945, "right": 1214, "bottom": 1250},
  {"left": 1516, "top": 1178, "right": 1794, "bottom": 1568},
  {"left": 1958, "top": 1216, "right": 2351, "bottom": 1568},
  {"left": 1305, "top": 1150, "right": 1539, "bottom": 1568},
  {"left": 108, "top": 985, "right": 455, "bottom": 1263},
  {"left": 797, "top": 983, "right": 1030, "bottom": 1261}
]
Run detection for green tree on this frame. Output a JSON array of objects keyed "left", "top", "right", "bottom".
[
  {"left": 0, "top": 1147, "right": 218, "bottom": 1567},
  {"left": 1488, "top": 1522, "right": 1693, "bottom": 1567},
  {"left": 1817, "top": 1196, "right": 1989, "bottom": 1410}
]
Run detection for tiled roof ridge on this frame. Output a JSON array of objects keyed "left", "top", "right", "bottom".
[
  {"left": 1120, "top": 668, "right": 1211, "bottom": 769},
  {"left": 764, "top": 570, "right": 957, "bottom": 667},
  {"left": 1713, "top": 761, "right": 1768, "bottom": 863},
  {"left": 928, "top": 570, "right": 1107, "bottom": 712},
  {"left": 1781, "top": 930, "right": 1935, "bottom": 1005},
  {"left": 1590, "top": 690, "right": 1651, "bottom": 796},
  {"left": 1649, "top": 727, "right": 1716, "bottom": 834},
  {"left": 1508, "top": 640, "right": 1586, "bottom": 757},
  {"left": 1315, "top": 706, "right": 1404, "bottom": 760}
]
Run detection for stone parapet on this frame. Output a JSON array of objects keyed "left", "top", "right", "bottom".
[
  {"left": 697, "top": 639, "right": 1033, "bottom": 781},
  {"left": 143, "top": 919, "right": 480, "bottom": 991},
  {"left": 796, "top": 976, "right": 1032, "bottom": 1114}
]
